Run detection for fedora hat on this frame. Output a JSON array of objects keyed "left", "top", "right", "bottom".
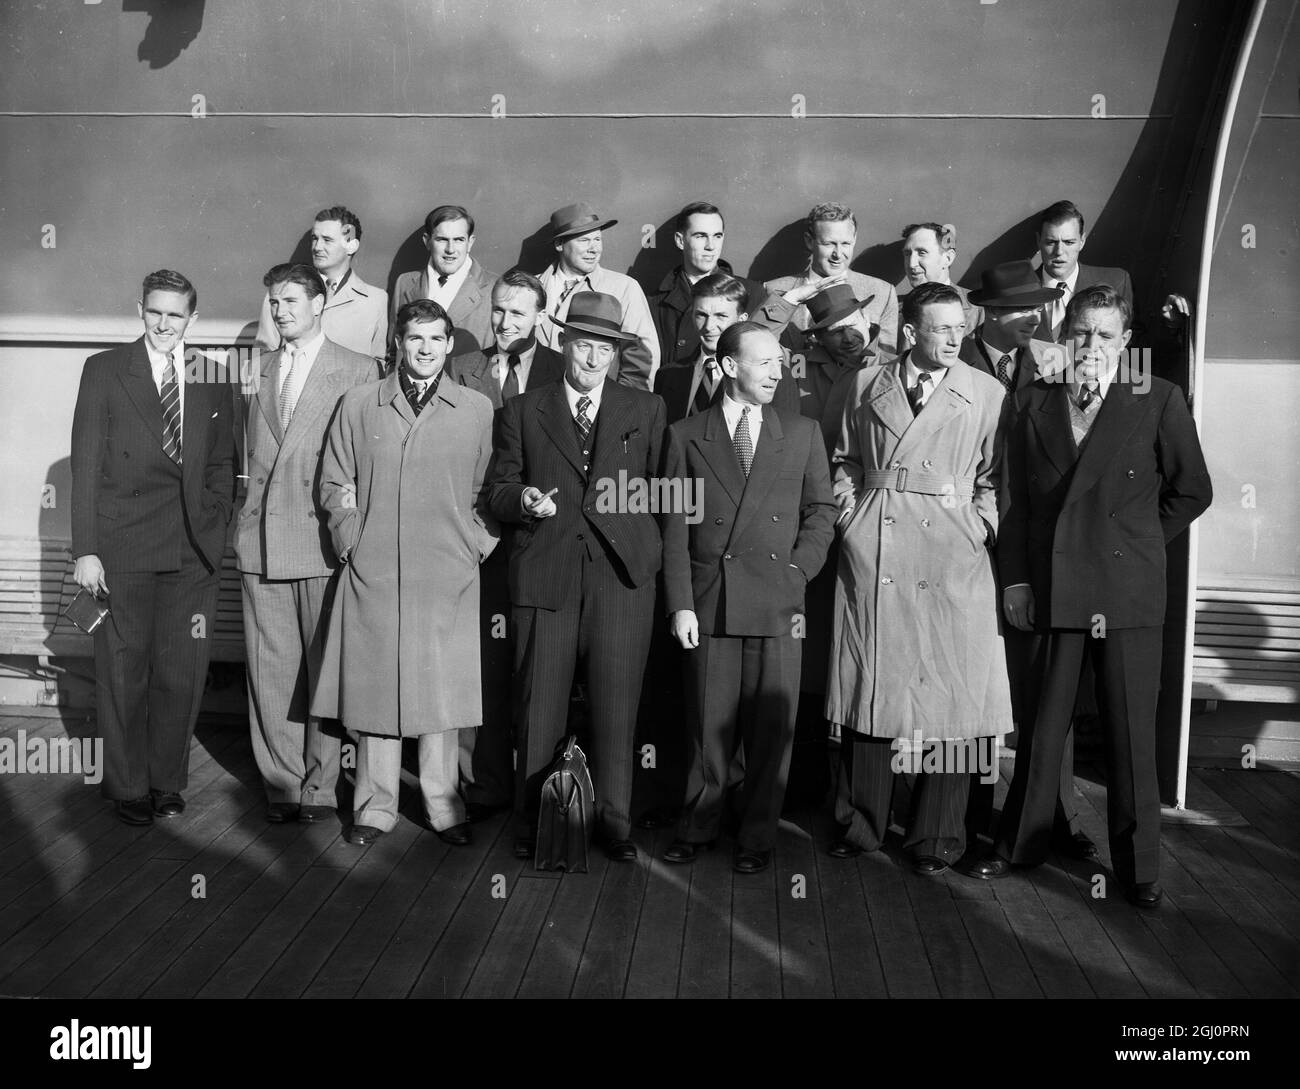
[
  {"left": 968, "top": 260, "right": 1064, "bottom": 307},
  {"left": 549, "top": 202, "right": 618, "bottom": 242},
  {"left": 556, "top": 291, "right": 638, "bottom": 342},
  {"left": 806, "top": 283, "right": 872, "bottom": 331}
]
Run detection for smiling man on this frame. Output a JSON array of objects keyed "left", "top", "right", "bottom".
[
  {"left": 237, "top": 263, "right": 378, "bottom": 826},
  {"left": 391, "top": 205, "right": 496, "bottom": 361},
  {"left": 488, "top": 291, "right": 666, "bottom": 863},
  {"left": 313, "top": 299, "right": 498, "bottom": 848},
  {"left": 255, "top": 206, "right": 388, "bottom": 365},
  {"left": 71, "top": 270, "right": 237, "bottom": 826},
  {"left": 899, "top": 222, "right": 982, "bottom": 350},
  {"left": 826, "top": 281, "right": 1013, "bottom": 875}
]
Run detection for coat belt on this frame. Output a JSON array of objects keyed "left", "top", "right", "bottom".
[{"left": 860, "top": 468, "right": 975, "bottom": 499}]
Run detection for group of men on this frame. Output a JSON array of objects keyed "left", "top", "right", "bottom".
[{"left": 70, "top": 195, "right": 1212, "bottom": 907}]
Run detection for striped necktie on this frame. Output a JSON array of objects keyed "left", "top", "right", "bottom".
[
  {"left": 278, "top": 348, "right": 303, "bottom": 429},
  {"left": 733, "top": 405, "right": 754, "bottom": 476},
  {"left": 160, "top": 353, "right": 182, "bottom": 465}
]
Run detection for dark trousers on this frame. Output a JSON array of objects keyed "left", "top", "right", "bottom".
[
  {"left": 836, "top": 733, "right": 993, "bottom": 863},
  {"left": 513, "top": 546, "right": 655, "bottom": 843},
  {"left": 93, "top": 554, "right": 219, "bottom": 801},
  {"left": 995, "top": 626, "right": 1163, "bottom": 885},
  {"left": 465, "top": 546, "right": 514, "bottom": 808},
  {"left": 677, "top": 631, "right": 800, "bottom": 852}
]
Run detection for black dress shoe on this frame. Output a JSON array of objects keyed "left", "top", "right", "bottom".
[
  {"left": 605, "top": 839, "right": 638, "bottom": 862},
  {"left": 663, "top": 839, "right": 714, "bottom": 864},
  {"left": 1125, "top": 881, "right": 1163, "bottom": 909},
  {"left": 465, "top": 801, "right": 510, "bottom": 823},
  {"left": 297, "top": 804, "right": 334, "bottom": 823},
  {"left": 434, "top": 822, "right": 472, "bottom": 847},
  {"left": 959, "top": 855, "right": 1013, "bottom": 880},
  {"left": 347, "top": 824, "right": 386, "bottom": 846},
  {"left": 912, "top": 855, "right": 950, "bottom": 876},
  {"left": 828, "top": 838, "right": 863, "bottom": 859},
  {"left": 733, "top": 848, "right": 772, "bottom": 874},
  {"left": 115, "top": 797, "right": 154, "bottom": 826},
  {"left": 513, "top": 837, "right": 536, "bottom": 860},
  {"left": 150, "top": 791, "right": 185, "bottom": 818},
  {"left": 267, "top": 802, "right": 300, "bottom": 823},
  {"left": 1053, "top": 831, "right": 1101, "bottom": 861}
]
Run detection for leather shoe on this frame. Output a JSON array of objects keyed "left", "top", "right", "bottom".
[
  {"left": 605, "top": 839, "right": 638, "bottom": 862},
  {"left": 297, "top": 804, "right": 334, "bottom": 823},
  {"left": 958, "top": 854, "right": 1012, "bottom": 880},
  {"left": 663, "top": 839, "right": 713, "bottom": 864},
  {"left": 828, "top": 838, "right": 863, "bottom": 859},
  {"left": 513, "top": 837, "right": 536, "bottom": 860},
  {"left": 733, "top": 848, "right": 772, "bottom": 874},
  {"left": 1053, "top": 831, "right": 1101, "bottom": 861},
  {"left": 347, "top": 824, "right": 386, "bottom": 846},
  {"left": 150, "top": 791, "right": 185, "bottom": 818},
  {"left": 115, "top": 797, "right": 154, "bottom": 826},
  {"left": 434, "top": 822, "right": 472, "bottom": 847},
  {"left": 465, "top": 801, "right": 510, "bottom": 823},
  {"left": 1125, "top": 881, "right": 1164, "bottom": 909},
  {"left": 912, "top": 855, "right": 950, "bottom": 876},
  {"left": 267, "top": 802, "right": 300, "bottom": 823}
]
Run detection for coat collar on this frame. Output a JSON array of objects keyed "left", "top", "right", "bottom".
[
  {"left": 120, "top": 338, "right": 166, "bottom": 448},
  {"left": 378, "top": 366, "right": 460, "bottom": 427}
]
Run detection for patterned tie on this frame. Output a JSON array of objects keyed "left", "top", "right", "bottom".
[
  {"left": 733, "top": 405, "right": 754, "bottom": 476},
  {"left": 327, "top": 280, "right": 338, "bottom": 299},
  {"left": 278, "top": 348, "right": 303, "bottom": 429},
  {"left": 160, "top": 353, "right": 182, "bottom": 465},
  {"left": 1077, "top": 380, "right": 1099, "bottom": 411},
  {"left": 996, "top": 353, "right": 1013, "bottom": 391},
  {"left": 501, "top": 352, "right": 521, "bottom": 402},
  {"left": 556, "top": 278, "right": 583, "bottom": 308},
  {"left": 1051, "top": 280, "right": 1069, "bottom": 336},
  {"left": 907, "top": 371, "right": 931, "bottom": 417},
  {"left": 575, "top": 394, "right": 592, "bottom": 441}
]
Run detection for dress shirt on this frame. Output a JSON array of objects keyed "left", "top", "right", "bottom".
[
  {"left": 903, "top": 355, "right": 949, "bottom": 408},
  {"left": 1042, "top": 265, "right": 1080, "bottom": 334},
  {"left": 720, "top": 391, "right": 763, "bottom": 445},
  {"left": 981, "top": 337, "right": 1019, "bottom": 385},
  {"left": 563, "top": 377, "right": 605, "bottom": 421},
  {"left": 426, "top": 259, "right": 471, "bottom": 310},
  {"left": 493, "top": 338, "right": 538, "bottom": 395},
  {"left": 278, "top": 329, "right": 327, "bottom": 403},
  {"left": 146, "top": 340, "right": 187, "bottom": 422}
]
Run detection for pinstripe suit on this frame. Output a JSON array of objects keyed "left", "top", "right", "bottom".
[
  {"left": 235, "top": 336, "right": 378, "bottom": 808},
  {"left": 488, "top": 378, "right": 666, "bottom": 842}
]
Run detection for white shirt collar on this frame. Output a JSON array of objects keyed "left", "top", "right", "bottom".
[
  {"left": 1041, "top": 264, "right": 1080, "bottom": 294},
  {"left": 563, "top": 377, "right": 604, "bottom": 417},
  {"left": 904, "top": 354, "right": 950, "bottom": 398},
  {"left": 427, "top": 259, "right": 472, "bottom": 302},
  {"left": 146, "top": 340, "right": 187, "bottom": 406},
  {"left": 720, "top": 390, "right": 762, "bottom": 439},
  {"left": 1070, "top": 359, "right": 1119, "bottom": 401},
  {"left": 981, "top": 336, "right": 1017, "bottom": 369}
]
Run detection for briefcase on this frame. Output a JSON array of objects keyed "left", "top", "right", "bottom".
[
  {"left": 535, "top": 736, "right": 595, "bottom": 873},
  {"left": 63, "top": 588, "right": 110, "bottom": 636}
]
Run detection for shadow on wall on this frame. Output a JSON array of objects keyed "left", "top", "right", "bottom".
[{"left": 123, "top": 0, "right": 206, "bottom": 69}]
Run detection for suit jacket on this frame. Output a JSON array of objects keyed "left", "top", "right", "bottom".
[
  {"left": 647, "top": 259, "right": 767, "bottom": 368},
  {"left": 71, "top": 338, "right": 237, "bottom": 574},
  {"left": 764, "top": 267, "right": 899, "bottom": 364},
  {"left": 654, "top": 357, "right": 801, "bottom": 426},
  {"left": 234, "top": 337, "right": 379, "bottom": 579},
  {"left": 999, "top": 376, "right": 1212, "bottom": 631},
  {"left": 255, "top": 270, "right": 389, "bottom": 363},
  {"left": 487, "top": 378, "right": 666, "bottom": 610},
  {"left": 662, "top": 403, "right": 836, "bottom": 636},
  {"left": 445, "top": 342, "right": 565, "bottom": 410},
  {"left": 958, "top": 332, "right": 1062, "bottom": 399},
  {"left": 391, "top": 258, "right": 496, "bottom": 359},
  {"left": 1039, "top": 263, "right": 1135, "bottom": 342}
]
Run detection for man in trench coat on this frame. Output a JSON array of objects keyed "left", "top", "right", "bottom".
[
  {"left": 312, "top": 299, "right": 499, "bottom": 846},
  {"left": 826, "top": 282, "right": 1013, "bottom": 874}
]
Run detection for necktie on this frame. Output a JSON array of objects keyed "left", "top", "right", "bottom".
[
  {"left": 406, "top": 380, "right": 426, "bottom": 416},
  {"left": 575, "top": 394, "right": 592, "bottom": 441},
  {"left": 733, "top": 405, "right": 754, "bottom": 476},
  {"left": 160, "top": 353, "right": 182, "bottom": 465},
  {"left": 327, "top": 280, "right": 338, "bottom": 299},
  {"left": 437, "top": 274, "right": 449, "bottom": 289},
  {"left": 278, "top": 348, "right": 303, "bottom": 429},
  {"left": 908, "top": 371, "right": 931, "bottom": 417},
  {"left": 692, "top": 357, "right": 718, "bottom": 415},
  {"left": 501, "top": 352, "right": 521, "bottom": 402},
  {"left": 996, "top": 353, "right": 1013, "bottom": 391},
  {"left": 1051, "top": 281, "right": 1069, "bottom": 336},
  {"left": 1076, "top": 381, "right": 1099, "bottom": 411},
  {"left": 557, "top": 278, "right": 583, "bottom": 308}
]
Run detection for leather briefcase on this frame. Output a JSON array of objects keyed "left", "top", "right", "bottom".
[{"left": 535, "top": 736, "right": 595, "bottom": 873}]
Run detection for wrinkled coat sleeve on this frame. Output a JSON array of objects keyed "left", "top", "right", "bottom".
[
  {"left": 471, "top": 399, "right": 502, "bottom": 560},
  {"left": 831, "top": 372, "right": 868, "bottom": 517},
  {"left": 1155, "top": 384, "right": 1213, "bottom": 542}
]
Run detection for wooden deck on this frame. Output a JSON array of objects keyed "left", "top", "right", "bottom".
[{"left": 0, "top": 713, "right": 1296, "bottom": 1000}]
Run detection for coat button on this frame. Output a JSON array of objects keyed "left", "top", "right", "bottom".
[
  {"left": 890, "top": 461, "right": 902, "bottom": 470},
  {"left": 769, "top": 553, "right": 778, "bottom": 560},
  {"left": 1109, "top": 511, "right": 1116, "bottom": 518},
  {"left": 714, "top": 517, "right": 724, "bottom": 525},
  {"left": 724, "top": 553, "right": 732, "bottom": 560},
  {"left": 917, "top": 580, "right": 928, "bottom": 589},
  {"left": 883, "top": 517, "right": 895, "bottom": 526},
  {"left": 920, "top": 518, "right": 930, "bottom": 527},
  {"left": 257, "top": 477, "right": 265, "bottom": 484},
  {"left": 922, "top": 459, "right": 933, "bottom": 469},
  {"left": 132, "top": 489, "right": 141, "bottom": 497},
  {"left": 880, "top": 576, "right": 893, "bottom": 584},
  {"left": 1113, "top": 549, "right": 1123, "bottom": 557},
  {"left": 1127, "top": 469, "right": 1135, "bottom": 478},
  {"left": 771, "top": 515, "right": 780, "bottom": 522}
]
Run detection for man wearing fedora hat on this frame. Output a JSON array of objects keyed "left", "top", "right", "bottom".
[
  {"left": 489, "top": 290, "right": 667, "bottom": 863},
  {"left": 537, "top": 202, "right": 659, "bottom": 391}
]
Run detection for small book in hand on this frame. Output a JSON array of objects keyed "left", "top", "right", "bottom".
[{"left": 64, "top": 589, "right": 110, "bottom": 635}]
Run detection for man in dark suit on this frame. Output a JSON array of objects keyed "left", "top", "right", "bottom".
[
  {"left": 488, "top": 291, "right": 667, "bottom": 862},
  {"left": 71, "top": 269, "right": 237, "bottom": 825},
  {"left": 445, "top": 270, "right": 563, "bottom": 821},
  {"left": 1033, "top": 201, "right": 1135, "bottom": 343},
  {"left": 647, "top": 201, "right": 767, "bottom": 369},
  {"left": 654, "top": 272, "right": 800, "bottom": 425},
  {"left": 660, "top": 322, "right": 836, "bottom": 873},
  {"left": 391, "top": 204, "right": 496, "bottom": 360},
  {"left": 968, "top": 285, "right": 1212, "bottom": 907}
]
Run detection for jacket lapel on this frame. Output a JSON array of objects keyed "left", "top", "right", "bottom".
[
  {"left": 256, "top": 346, "right": 285, "bottom": 445},
  {"left": 697, "top": 401, "right": 747, "bottom": 509},
  {"left": 865, "top": 361, "right": 914, "bottom": 443},
  {"left": 1028, "top": 384, "right": 1077, "bottom": 478},
  {"left": 380, "top": 370, "right": 416, "bottom": 428},
  {"left": 452, "top": 261, "right": 485, "bottom": 322},
  {"left": 121, "top": 339, "right": 166, "bottom": 447},
  {"left": 891, "top": 359, "right": 976, "bottom": 462},
  {"left": 730, "top": 407, "right": 785, "bottom": 543},
  {"left": 537, "top": 382, "right": 587, "bottom": 479},
  {"left": 1063, "top": 380, "right": 1151, "bottom": 507},
  {"left": 591, "top": 381, "right": 636, "bottom": 470},
  {"left": 280, "top": 340, "right": 344, "bottom": 456}
]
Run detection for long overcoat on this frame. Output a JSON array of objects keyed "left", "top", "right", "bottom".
[
  {"left": 824, "top": 357, "right": 1013, "bottom": 740},
  {"left": 311, "top": 371, "right": 498, "bottom": 735}
]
